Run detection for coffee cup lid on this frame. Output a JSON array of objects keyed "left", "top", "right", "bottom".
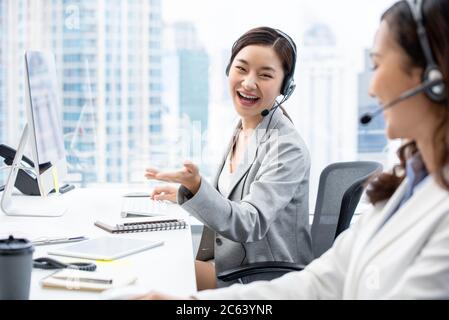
[{"left": 0, "top": 235, "right": 34, "bottom": 256}]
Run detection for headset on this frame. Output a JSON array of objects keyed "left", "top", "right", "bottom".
[
  {"left": 225, "top": 28, "right": 297, "bottom": 104},
  {"left": 406, "top": 0, "right": 445, "bottom": 102},
  {"left": 33, "top": 257, "right": 97, "bottom": 272},
  {"left": 360, "top": 0, "right": 446, "bottom": 125}
]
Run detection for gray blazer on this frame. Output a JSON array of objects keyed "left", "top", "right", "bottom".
[{"left": 178, "top": 108, "right": 313, "bottom": 287}]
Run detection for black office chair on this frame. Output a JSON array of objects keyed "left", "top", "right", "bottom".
[{"left": 216, "top": 161, "right": 383, "bottom": 282}]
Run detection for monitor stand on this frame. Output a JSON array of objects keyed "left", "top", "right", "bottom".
[{"left": 1, "top": 124, "right": 67, "bottom": 217}]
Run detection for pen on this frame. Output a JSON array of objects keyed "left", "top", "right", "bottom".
[
  {"left": 123, "top": 192, "right": 151, "bottom": 197},
  {"left": 32, "top": 236, "right": 88, "bottom": 246},
  {"left": 65, "top": 277, "right": 112, "bottom": 285},
  {"left": 54, "top": 275, "right": 113, "bottom": 284}
]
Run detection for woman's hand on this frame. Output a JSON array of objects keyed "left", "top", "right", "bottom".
[
  {"left": 145, "top": 160, "right": 201, "bottom": 195},
  {"left": 150, "top": 185, "right": 178, "bottom": 203}
]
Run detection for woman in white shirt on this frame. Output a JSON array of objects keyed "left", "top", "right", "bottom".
[{"left": 140, "top": 0, "right": 449, "bottom": 299}]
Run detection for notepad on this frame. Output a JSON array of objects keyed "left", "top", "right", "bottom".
[
  {"left": 41, "top": 269, "right": 137, "bottom": 292},
  {"left": 48, "top": 236, "right": 164, "bottom": 260},
  {"left": 94, "top": 218, "right": 187, "bottom": 234}
]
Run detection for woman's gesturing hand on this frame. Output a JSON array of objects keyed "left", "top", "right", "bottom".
[{"left": 145, "top": 160, "right": 201, "bottom": 195}]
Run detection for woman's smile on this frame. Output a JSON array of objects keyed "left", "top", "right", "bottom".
[{"left": 236, "top": 90, "right": 260, "bottom": 107}]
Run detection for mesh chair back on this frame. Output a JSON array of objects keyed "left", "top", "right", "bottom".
[{"left": 311, "top": 161, "right": 382, "bottom": 258}]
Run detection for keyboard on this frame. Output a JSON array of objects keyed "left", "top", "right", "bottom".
[
  {"left": 2, "top": 192, "right": 71, "bottom": 217},
  {"left": 120, "top": 197, "right": 171, "bottom": 218}
]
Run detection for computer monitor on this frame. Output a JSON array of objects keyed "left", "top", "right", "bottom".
[
  {"left": 1, "top": 51, "right": 69, "bottom": 217},
  {"left": 24, "top": 51, "right": 68, "bottom": 195}
]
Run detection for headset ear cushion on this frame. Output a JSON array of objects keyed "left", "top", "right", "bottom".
[
  {"left": 282, "top": 79, "right": 295, "bottom": 100},
  {"left": 424, "top": 67, "right": 446, "bottom": 102},
  {"left": 281, "top": 77, "right": 289, "bottom": 96}
]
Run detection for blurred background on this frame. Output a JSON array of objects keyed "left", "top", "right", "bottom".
[{"left": 0, "top": 0, "right": 399, "bottom": 208}]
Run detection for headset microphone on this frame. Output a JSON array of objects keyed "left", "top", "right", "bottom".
[
  {"left": 360, "top": 78, "right": 444, "bottom": 125},
  {"left": 260, "top": 82, "right": 296, "bottom": 117},
  {"left": 261, "top": 109, "right": 270, "bottom": 117},
  {"left": 260, "top": 98, "right": 283, "bottom": 117}
]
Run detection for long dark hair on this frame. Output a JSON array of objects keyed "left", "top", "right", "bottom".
[
  {"left": 366, "top": 0, "right": 449, "bottom": 204},
  {"left": 226, "top": 26, "right": 296, "bottom": 121}
]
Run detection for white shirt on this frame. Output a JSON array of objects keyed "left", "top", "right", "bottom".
[
  {"left": 218, "top": 152, "right": 232, "bottom": 196},
  {"left": 195, "top": 176, "right": 449, "bottom": 299}
]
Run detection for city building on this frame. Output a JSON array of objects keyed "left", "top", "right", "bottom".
[
  {"left": 0, "top": 0, "right": 163, "bottom": 185},
  {"left": 293, "top": 23, "right": 357, "bottom": 201},
  {"left": 162, "top": 21, "right": 210, "bottom": 174}
]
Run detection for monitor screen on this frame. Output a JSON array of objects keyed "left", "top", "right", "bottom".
[
  {"left": 25, "top": 51, "right": 65, "bottom": 167},
  {"left": 0, "top": 51, "right": 69, "bottom": 215}
]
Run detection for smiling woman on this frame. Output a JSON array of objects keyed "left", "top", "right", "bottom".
[
  {"left": 228, "top": 45, "right": 284, "bottom": 125},
  {"left": 145, "top": 27, "right": 313, "bottom": 290}
]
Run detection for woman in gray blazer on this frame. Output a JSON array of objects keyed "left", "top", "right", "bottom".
[{"left": 145, "top": 27, "right": 313, "bottom": 289}]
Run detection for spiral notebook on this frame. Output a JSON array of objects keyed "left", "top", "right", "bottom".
[{"left": 94, "top": 218, "right": 187, "bottom": 234}]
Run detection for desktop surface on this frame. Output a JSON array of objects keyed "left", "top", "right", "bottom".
[{"left": 0, "top": 187, "right": 197, "bottom": 299}]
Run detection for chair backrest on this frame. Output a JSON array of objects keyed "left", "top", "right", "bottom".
[{"left": 311, "top": 161, "right": 382, "bottom": 258}]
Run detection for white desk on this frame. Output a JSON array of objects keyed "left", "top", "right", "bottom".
[{"left": 0, "top": 187, "right": 197, "bottom": 299}]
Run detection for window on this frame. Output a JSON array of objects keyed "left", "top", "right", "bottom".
[{"left": 0, "top": 0, "right": 396, "bottom": 193}]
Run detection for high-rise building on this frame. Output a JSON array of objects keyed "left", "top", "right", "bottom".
[
  {"left": 0, "top": 0, "right": 32, "bottom": 147},
  {"left": 171, "top": 22, "right": 209, "bottom": 134},
  {"left": 202, "top": 48, "right": 237, "bottom": 180},
  {"left": 0, "top": 0, "right": 163, "bottom": 185},
  {"left": 293, "top": 23, "right": 357, "bottom": 200},
  {"left": 178, "top": 49, "right": 209, "bottom": 133},
  {"left": 162, "top": 22, "right": 209, "bottom": 174},
  {"left": 357, "top": 48, "right": 387, "bottom": 162}
]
